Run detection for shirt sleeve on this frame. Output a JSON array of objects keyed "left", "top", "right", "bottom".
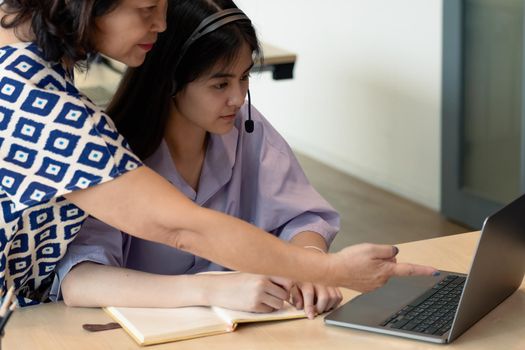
[
  {"left": 0, "top": 66, "right": 142, "bottom": 212},
  {"left": 241, "top": 106, "right": 340, "bottom": 247},
  {"left": 49, "top": 216, "right": 125, "bottom": 301}
]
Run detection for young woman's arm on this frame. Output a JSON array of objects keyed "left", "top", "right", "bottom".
[
  {"left": 65, "top": 166, "right": 438, "bottom": 290},
  {"left": 61, "top": 262, "right": 292, "bottom": 313}
]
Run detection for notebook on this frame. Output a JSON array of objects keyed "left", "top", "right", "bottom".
[
  {"left": 325, "top": 193, "right": 525, "bottom": 343},
  {"left": 105, "top": 302, "right": 306, "bottom": 346}
]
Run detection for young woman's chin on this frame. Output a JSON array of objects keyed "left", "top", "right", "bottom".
[{"left": 209, "top": 124, "right": 236, "bottom": 136}]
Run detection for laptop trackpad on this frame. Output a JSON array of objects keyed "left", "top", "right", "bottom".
[{"left": 327, "top": 272, "right": 458, "bottom": 326}]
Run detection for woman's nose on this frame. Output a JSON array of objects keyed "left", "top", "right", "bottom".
[{"left": 151, "top": 1, "right": 168, "bottom": 33}]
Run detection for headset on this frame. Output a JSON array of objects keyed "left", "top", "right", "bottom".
[{"left": 172, "top": 8, "right": 254, "bottom": 133}]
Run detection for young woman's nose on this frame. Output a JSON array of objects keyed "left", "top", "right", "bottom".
[{"left": 228, "top": 85, "right": 247, "bottom": 108}]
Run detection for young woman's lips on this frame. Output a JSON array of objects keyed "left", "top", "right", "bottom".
[
  {"left": 138, "top": 43, "right": 154, "bottom": 51},
  {"left": 221, "top": 114, "right": 236, "bottom": 120}
]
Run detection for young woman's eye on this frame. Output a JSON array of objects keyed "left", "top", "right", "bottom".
[
  {"left": 241, "top": 73, "right": 251, "bottom": 81},
  {"left": 213, "top": 82, "right": 228, "bottom": 90}
]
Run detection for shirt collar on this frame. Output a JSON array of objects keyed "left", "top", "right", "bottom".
[
  {"left": 197, "top": 125, "right": 238, "bottom": 204},
  {"left": 145, "top": 124, "right": 239, "bottom": 204}
]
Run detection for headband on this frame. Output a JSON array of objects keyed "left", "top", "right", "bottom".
[{"left": 173, "top": 8, "right": 251, "bottom": 72}]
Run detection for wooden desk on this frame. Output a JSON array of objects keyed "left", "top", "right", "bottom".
[{"left": 5, "top": 232, "right": 525, "bottom": 349}]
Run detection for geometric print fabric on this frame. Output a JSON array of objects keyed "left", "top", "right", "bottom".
[{"left": 0, "top": 43, "right": 143, "bottom": 306}]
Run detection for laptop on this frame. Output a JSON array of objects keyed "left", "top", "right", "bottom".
[{"left": 324, "top": 193, "right": 525, "bottom": 344}]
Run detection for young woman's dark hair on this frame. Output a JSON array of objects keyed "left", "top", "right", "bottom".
[
  {"left": 0, "top": 0, "right": 120, "bottom": 65},
  {"left": 108, "top": 0, "right": 261, "bottom": 160}
]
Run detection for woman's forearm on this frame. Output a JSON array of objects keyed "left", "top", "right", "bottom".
[
  {"left": 171, "top": 208, "right": 333, "bottom": 285},
  {"left": 62, "top": 265, "right": 295, "bottom": 313},
  {"left": 61, "top": 262, "right": 216, "bottom": 307}
]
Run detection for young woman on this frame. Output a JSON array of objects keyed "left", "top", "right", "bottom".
[
  {"left": 55, "top": 0, "right": 342, "bottom": 318},
  {"left": 0, "top": 0, "right": 438, "bottom": 307}
]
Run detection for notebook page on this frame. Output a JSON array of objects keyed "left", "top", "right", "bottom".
[{"left": 212, "top": 303, "right": 306, "bottom": 325}]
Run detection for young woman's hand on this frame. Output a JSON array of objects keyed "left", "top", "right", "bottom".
[
  {"left": 327, "top": 243, "right": 438, "bottom": 292},
  {"left": 290, "top": 282, "right": 342, "bottom": 319},
  {"left": 207, "top": 273, "right": 293, "bottom": 313}
]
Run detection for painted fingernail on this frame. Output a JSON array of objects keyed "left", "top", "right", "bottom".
[
  {"left": 392, "top": 246, "right": 399, "bottom": 256},
  {"left": 432, "top": 271, "right": 441, "bottom": 277}
]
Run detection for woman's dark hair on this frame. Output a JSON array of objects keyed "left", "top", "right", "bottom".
[
  {"left": 0, "top": 0, "right": 120, "bottom": 66},
  {"left": 108, "top": 0, "right": 261, "bottom": 160}
]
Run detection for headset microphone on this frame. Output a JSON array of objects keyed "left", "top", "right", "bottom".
[{"left": 245, "top": 89, "right": 254, "bottom": 133}]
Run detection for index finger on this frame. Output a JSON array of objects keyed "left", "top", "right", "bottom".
[
  {"left": 391, "top": 263, "right": 440, "bottom": 277},
  {"left": 300, "top": 283, "right": 316, "bottom": 320}
]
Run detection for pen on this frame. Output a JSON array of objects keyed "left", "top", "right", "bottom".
[
  {"left": 0, "top": 286, "right": 14, "bottom": 317},
  {"left": 0, "top": 302, "right": 17, "bottom": 333}
]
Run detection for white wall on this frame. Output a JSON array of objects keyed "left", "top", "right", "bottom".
[{"left": 236, "top": 0, "right": 443, "bottom": 210}]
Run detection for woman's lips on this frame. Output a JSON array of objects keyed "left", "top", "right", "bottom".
[{"left": 138, "top": 43, "right": 154, "bottom": 51}]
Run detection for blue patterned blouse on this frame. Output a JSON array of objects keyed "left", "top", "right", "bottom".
[{"left": 0, "top": 42, "right": 142, "bottom": 306}]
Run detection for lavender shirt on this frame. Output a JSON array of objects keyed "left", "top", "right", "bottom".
[{"left": 50, "top": 104, "right": 340, "bottom": 300}]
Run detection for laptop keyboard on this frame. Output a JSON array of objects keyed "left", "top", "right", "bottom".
[{"left": 381, "top": 274, "right": 466, "bottom": 336}]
